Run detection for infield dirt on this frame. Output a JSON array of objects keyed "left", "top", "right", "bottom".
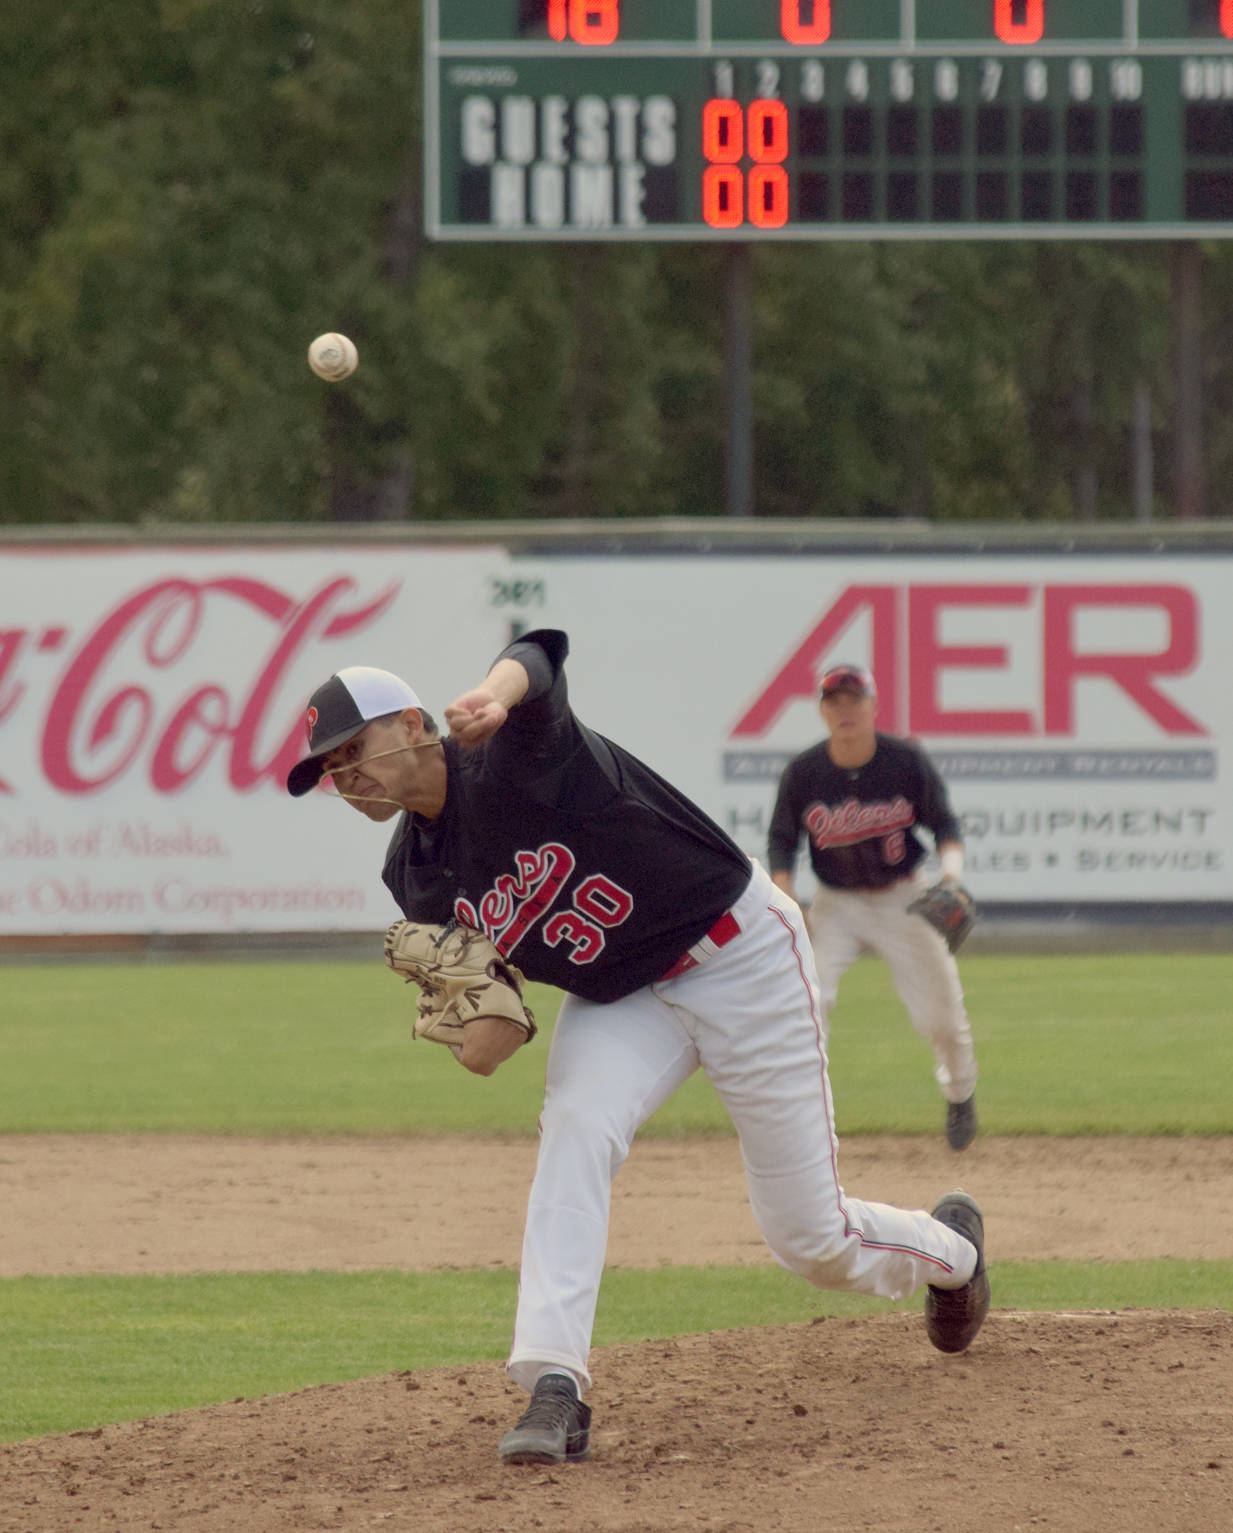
[{"left": 0, "top": 1133, "right": 1230, "bottom": 1532}]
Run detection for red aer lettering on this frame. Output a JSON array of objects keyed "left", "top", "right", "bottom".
[
  {"left": 732, "top": 581, "right": 1206, "bottom": 739},
  {"left": 731, "top": 586, "right": 897, "bottom": 735},
  {"left": 909, "top": 585, "right": 1035, "bottom": 735},
  {"left": 1043, "top": 586, "right": 1205, "bottom": 736}
]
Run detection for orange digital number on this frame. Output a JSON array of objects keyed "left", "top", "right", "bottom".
[
  {"left": 780, "top": 0, "right": 831, "bottom": 45},
  {"left": 748, "top": 100, "right": 790, "bottom": 164},
  {"left": 702, "top": 98, "right": 745, "bottom": 163},
  {"left": 748, "top": 166, "right": 789, "bottom": 228},
  {"left": 702, "top": 165, "right": 745, "bottom": 228},
  {"left": 993, "top": 0, "right": 1045, "bottom": 45},
  {"left": 547, "top": 0, "right": 619, "bottom": 45}
]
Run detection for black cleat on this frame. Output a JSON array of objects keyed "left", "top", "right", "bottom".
[
  {"left": 925, "top": 1190, "right": 989, "bottom": 1355},
  {"left": 945, "top": 1094, "right": 977, "bottom": 1151},
  {"left": 498, "top": 1374, "right": 592, "bottom": 1465}
]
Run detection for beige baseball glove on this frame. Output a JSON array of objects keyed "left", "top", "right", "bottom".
[{"left": 383, "top": 919, "right": 537, "bottom": 1052}]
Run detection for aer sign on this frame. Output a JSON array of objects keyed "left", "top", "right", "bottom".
[
  {"left": 731, "top": 583, "right": 1203, "bottom": 741},
  {"left": 1, "top": 545, "right": 1225, "bottom": 930}
]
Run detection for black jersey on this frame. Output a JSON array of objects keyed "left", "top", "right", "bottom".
[
  {"left": 382, "top": 630, "right": 752, "bottom": 1004},
  {"left": 767, "top": 733, "right": 961, "bottom": 892}
]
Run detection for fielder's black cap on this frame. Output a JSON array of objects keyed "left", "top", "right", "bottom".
[
  {"left": 286, "top": 666, "right": 423, "bottom": 797},
  {"left": 819, "top": 662, "right": 877, "bottom": 700}
]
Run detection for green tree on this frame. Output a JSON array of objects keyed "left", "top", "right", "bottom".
[
  {"left": 745, "top": 240, "right": 1171, "bottom": 521},
  {"left": 6, "top": 0, "right": 421, "bottom": 522},
  {"left": 0, "top": 6, "right": 1216, "bottom": 525}
]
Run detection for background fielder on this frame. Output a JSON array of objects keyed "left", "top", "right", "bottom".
[
  {"left": 287, "top": 630, "right": 989, "bottom": 1467},
  {"left": 768, "top": 662, "right": 980, "bottom": 1151}
]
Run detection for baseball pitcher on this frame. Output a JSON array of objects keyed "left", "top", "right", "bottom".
[{"left": 286, "top": 631, "right": 989, "bottom": 1466}]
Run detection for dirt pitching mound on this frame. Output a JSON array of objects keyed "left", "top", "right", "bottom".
[{"left": 1, "top": 1310, "right": 1229, "bottom": 1533}]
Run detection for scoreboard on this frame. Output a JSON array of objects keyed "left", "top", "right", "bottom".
[{"left": 424, "top": 1, "right": 1233, "bottom": 239}]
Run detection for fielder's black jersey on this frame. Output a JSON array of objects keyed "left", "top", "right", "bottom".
[
  {"left": 767, "top": 733, "right": 961, "bottom": 892},
  {"left": 382, "top": 630, "right": 752, "bottom": 1003}
]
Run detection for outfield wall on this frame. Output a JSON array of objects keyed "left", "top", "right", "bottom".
[{"left": 1, "top": 522, "right": 1229, "bottom": 936}]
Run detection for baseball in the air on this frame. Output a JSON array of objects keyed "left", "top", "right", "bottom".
[{"left": 307, "top": 332, "right": 359, "bottom": 382}]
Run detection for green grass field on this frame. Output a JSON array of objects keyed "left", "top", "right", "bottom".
[
  {"left": 1, "top": 951, "right": 1230, "bottom": 1443},
  {"left": 4, "top": 952, "right": 1230, "bottom": 1135}
]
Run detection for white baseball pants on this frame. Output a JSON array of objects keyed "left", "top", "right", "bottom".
[
  {"left": 808, "top": 873, "right": 978, "bottom": 1105},
  {"left": 506, "top": 861, "right": 978, "bottom": 1394}
]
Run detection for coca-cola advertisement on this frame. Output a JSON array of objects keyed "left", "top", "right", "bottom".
[{"left": 0, "top": 546, "right": 510, "bottom": 934}]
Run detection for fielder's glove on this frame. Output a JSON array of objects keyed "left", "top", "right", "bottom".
[
  {"left": 908, "top": 879, "right": 977, "bottom": 954},
  {"left": 383, "top": 919, "right": 537, "bottom": 1052}
]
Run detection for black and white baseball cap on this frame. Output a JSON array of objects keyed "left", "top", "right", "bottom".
[
  {"left": 286, "top": 666, "right": 424, "bottom": 797},
  {"left": 819, "top": 662, "right": 877, "bottom": 699}
]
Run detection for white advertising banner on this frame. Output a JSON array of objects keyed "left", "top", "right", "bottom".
[
  {"left": 2, "top": 543, "right": 1227, "bottom": 934},
  {"left": 509, "top": 553, "right": 1228, "bottom": 904},
  {"left": 0, "top": 545, "right": 513, "bottom": 934}
]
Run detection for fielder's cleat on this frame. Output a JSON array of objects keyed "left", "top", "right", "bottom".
[
  {"left": 925, "top": 1190, "right": 989, "bottom": 1355},
  {"left": 498, "top": 1374, "right": 592, "bottom": 1466},
  {"left": 945, "top": 1094, "right": 977, "bottom": 1151}
]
